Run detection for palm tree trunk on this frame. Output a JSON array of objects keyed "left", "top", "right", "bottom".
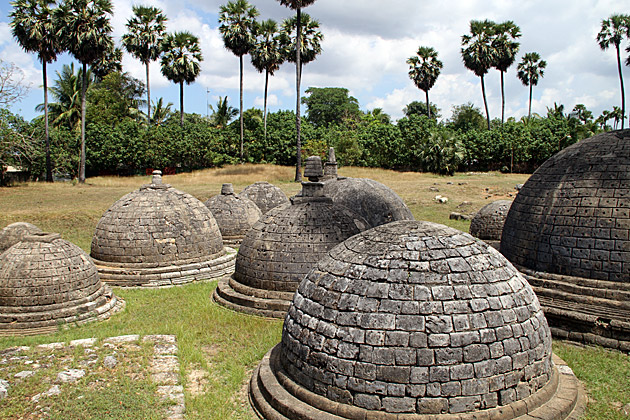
[
  {"left": 79, "top": 62, "right": 87, "bottom": 183},
  {"left": 180, "top": 81, "right": 184, "bottom": 127},
  {"left": 480, "top": 74, "right": 490, "bottom": 130},
  {"left": 43, "top": 61, "right": 52, "bottom": 183},
  {"left": 615, "top": 44, "right": 625, "bottom": 129},
  {"left": 500, "top": 70, "right": 505, "bottom": 125},
  {"left": 264, "top": 68, "right": 269, "bottom": 143},
  {"left": 425, "top": 90, "right": 431, "bottom": 119},
  {"left": 294, "top": 6, "right": 303, "bottom": 182},
  {"left": 146, "top": 62, "right": 151, "bottom": 123},
  {"left": 239, "top": 54, "right": 244, "bottom": 162},
  {"left": 528, "top": 82, "right": 533, "bottom": 121}
]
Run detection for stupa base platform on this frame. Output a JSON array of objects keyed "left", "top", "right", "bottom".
[
  {"left": 212, "top": 276, "right": 292, "bottom": 318},
  {"left": 250, "top": 345, "right": 586, "bottom": 420},
  {"left": 93, "top": 247, "right": 237, "bottom": 287},
  {"left": 519, "top": 266, "right": 630, "bottom": 352},
  {"left": 0, "top": 287, "right": 125, "bottom": 337}
]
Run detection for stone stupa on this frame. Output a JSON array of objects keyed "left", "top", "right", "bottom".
[
  {"left": 204, "top": 183, "right": 262, "bottom": 246},
  {"left": 238, "top": 181, "right": 289, "bottom": 214},
  {"left": 0, "top": 222, "right": 43, "bottom": 255},
  {"left": 500, "top": 129, "right": 630, "bottom": 351},
  {"left": 91, "top": 171, "right": 236, "bottom": 287},
  {"left": 0, "top": 232, "right": 123, "bottom": 336},
  {"left": 213, "top": 157, "right": 369, "bottom": 317},
  {"left": 469, "top": 200, "right": 513, "bottom": 249},
  {"left": 322, "top": 147, "right": 414, "bottom": 228},
  {"left": 251, "top": 221, "right": 586, "bottom": 419}
]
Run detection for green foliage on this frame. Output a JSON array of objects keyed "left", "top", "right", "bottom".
[
  {"left": 87, "top": 71, "right": 145, "bottom": 125},
  {"left": 448, "top": 102, "right": 487, "bottom": 132},
  {"left": 403, "top": 101, "right": 441, "bottom": 119},
  {"left": 302, "top": 87, "right": 361, "bottom": 127},
  {"left": 280, "top": 12, "right": 323, "bottom": 65}
]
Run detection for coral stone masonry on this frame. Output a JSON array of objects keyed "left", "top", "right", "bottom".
[
  {"left": 238, "top": 181, "right": 289, "bottom": 214},
  {"left": 0, "top": 232, "right": 123, "bottom": 336},
  {"left": 250, "top": 221, "right": 586, "bottom": 419},
  {"left": 500, "top": 129, "right": 630, "bottom": 350},
  {"left": 213, "top": 157, "right": 369, "bottom": 318},
  {"left": 469, "top": 200, "right": 513, "bottom": 248},
  {"left": 0, "top": 222, "right": 42, "bottom": 255},
  {"left": 91, "top": 171, "right": 236, "bottom": 287},
  {"left": 204, "top": 183, "right": 262, "bottom": 246}
]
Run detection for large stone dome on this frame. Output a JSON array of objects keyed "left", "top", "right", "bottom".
[
  {"left": 321, "top": 147, "right": 414, "bottom": 228},
  {"left": 0, "top": 222, "right": 42, "bottom": 255},
  {"left": 238, "top": 181, "right": 289, "bottom": 214},
  {"left": 500, "top": 129, "right": 630, "bottom": 350},
  {"left": 0, "top": 232, "right": 123, "bottom": 336},
  {"left": 250, "top": 221, "right": 585, "bottom": 419},
  {"left": 204, "top": 183, "right": 262, "bottom": 246},
  {"left": 469, "top": 200, "right": 512, "bottom": 248},
  {"left": 214, "top": 157, "right": 369, "bottom": 317},
  {"left": 91, "top": 171, "right": 235, "bottom": 287}
]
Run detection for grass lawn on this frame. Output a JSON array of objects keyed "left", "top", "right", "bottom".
[{"left": 0, "top": 164, "right": 628, "bottom": 419}]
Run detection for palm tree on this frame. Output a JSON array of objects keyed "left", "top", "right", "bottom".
[
  {"left": 151, "top": 97, "right": 173, "bottom": 126},
  {"left": 160, "top": 31, "right": 203, "bottom": 127},
  {"left": 596, "top": 109, "right": 612, "bottom": 130},
  {"left": 275, "top": 0, "right": 317, "bottom": 181},
  {"left": 407, "top": 46, "right": 443, "bottom": 119},
  {"left": 10, "top": 0, "right": 64, "bottom": 182},
  {"left": 597, "top": 14, "right": 630, "bottom": 129},
  {"left": 251, "top": 19, "right": 285, "bottom": 142},
  {"left": 91, "top": 45, "right": 122, "bottom": 80},
  {"left": 56, "top": 0, "right": 114, "bottom": 183},
  {"left": 492, "top": 21, "right": 521, "bottom": 124},
  {"left": 209, "top": 96, "right": 239, "bottom": 129},
  {"left": 517, "top": 52, "right": 547, "bottom": 121},
  {"left": 35, "top": 63, "right": 92, "bottom": 132},
  {"left": 610, "top": 106, "right": 626, "bottom": 129},
  {"left": 461, "top": 19, "right": 496, "bottom": 130},
  {"left": 122, "top": 6, "right": 167, "bottom": 123},
  {"left": 219, "top": 0, "right": 259, "bottom": 162}
]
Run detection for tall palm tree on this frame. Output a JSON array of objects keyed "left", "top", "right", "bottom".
[
  {"left": 251, "top": 19, "right": 285, "bottom": 142},
  {"left": 122, "top": 5, "right": 167, "bottom": 123},
  {"left": 10, "top": 0, "right": 64, "bottom": 182},
  {"left": 275, "top": 0, "right": 317, "bottom": 182},
  {"left": 610, "top": 106, "right": 626, "bottom": 130},
  {"left": 492, "top": 20, "right": 521, "bottom": 124},
  {"left": 35, "top": 63, "right": 92, "bottom": 132},
  {"left": 407, "top": 46, "right": 443, "bottom": 119},
  {"left": 517, "top": 52, "right": 547, "bottom": 121},
  {"left": 209, "top": 96, "right": 238, "bottom": 129},
  {"left": 160, "top": 31, "right": 203, "bottom": 126},
  {"left": 56, "top": 0, "right": 114, "bottom": 183},
  {"left": 219, "top": 0, "right": 259, "bottom": 162},
  {"left": 597, "top": 14, "right": 630, "bottom": 129},
  {"left": 91, "top": 44, "right": 122, "bottom": 80},
  {"left": 461, "top": 19, "right": 496, "bottom": 130}
]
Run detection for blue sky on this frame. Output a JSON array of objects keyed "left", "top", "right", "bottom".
[{"left": 1, "top": 0, "right": 629, "bottom": 123}]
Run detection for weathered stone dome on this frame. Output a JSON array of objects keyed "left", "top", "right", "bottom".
[
  {"left": 214, "top": 157, "right": 369, "bottom": 317},
  {"left": 204, "top": 183, "right": 262, "bottom": 246},
  {"left": 469, "top": 200, "right": 512, "bottom": 247},
  {"left": 91, "top": 171, "right": 236, "bottom": 287},
  {"left": 500, "top": 129, "right": 630, "bottom": 350},
  {"left": 321, "top": 147, "right": 414, "bottom": 228},
  {"left": 250, "top": 221, "right": 585, "bottom": 419},
  {"left": 0, "top": 232, "right": 123, "bottom": 336},
  {"left": 0, "top": 222, "right": 42, "bottom": 255},
  {"left": 323, "top": 177, "right": 414, "bottom": 228},
  {"left": 238, "top": 181, "right": 289, "bottom": 214}
]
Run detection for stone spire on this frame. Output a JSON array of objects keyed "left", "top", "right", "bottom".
[
  {"left": 152, "top": 170, "right": 162, "bottom": 185},
  {"left": 323, "top": 147, "right": 338, "bottom": 181},
  {"left": 221, "top": 183, "right": 235, "bottom": 195},
  {"left": 295, "top": 156, "right": 328, "bottom": 201}
]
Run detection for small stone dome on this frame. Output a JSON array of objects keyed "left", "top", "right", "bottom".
[
  {"left": 0, "top": 222, "right": 42, "bottom": 255},
  {"left": 91, "top": 171, "right": 235, "bottom": 287},
  {"left": 214, "top": 158, "right": 369, "bottom": 317},
  {"left": 323, "top": 177, "right": 414, "bottom": 228},
  {"left": 469, "top": 200, "right": 512, "bottom": 246},
  {"left": 250, "top": 221, "right": 585, "bottom": 419},
  {"left": 205, "top": 183, "right": 262, "bottom": 246},
  {"left": 500, "top": 129, "right": 630, "bottom": 350},
  {"left": 239, "top": 181, "right": 289, "bottom": 214},
  {"left": 0, "top": 232, "right": 123, "bottom": 336}
]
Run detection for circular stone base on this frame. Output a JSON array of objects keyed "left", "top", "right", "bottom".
[
  {"left": 250, "top": 345, "right": 586, "bottom": 420},
  {"left": 0, "top": 287, "right": 125, "bottom": 337},
  {"left": 518, "top": 266, "right": 630, "bottom": 352},
  {"left": 212, "top": 276, "right": 292, "bottom": 318},
  {"left": 93, "top": 247, "right": 237, "bottom": 287}
]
